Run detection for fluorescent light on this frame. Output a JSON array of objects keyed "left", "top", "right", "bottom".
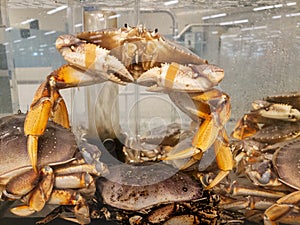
[
  {"left": 108, "top": 14, "right": 120, "bottom": 19},
  {"left": 5, "top": 27, "right": 13, "bottom": 31},
  {"left": 220, "top": 19, "right": 248, "bottom": 26},
  {"left": 27, "top": 35, "right": 37, "bottom": 39},
  {"left": 202, "top": 13, "right": 227, "bottom": 20},
  {"left": 272, "top": 15, "right": 282, "bottom": 19},
  {"left": 253, "top": 5, "right": 274, "bottom": 11},
  {"left": 44, "top": 30, "right": 56, "bottom": 35},
  {"left": 254, "top": 2, "right": 296, "bottom": 11},
  {"left": 13, "top": 39, "right": 21, "bottom": 43},
  {"left": 74, "top": 23, "right": 83, "bottom": 28},
  {"left": 164, "top": 0, "right": 178, "bottom": 6},
  {"left": 20, "top": 18, "right": 36, "bottom": 25},
  {"left": 241, "top": 25, "right": 267, "bottom": 31},
  {"left": 286, "top": 2, "right": 297, "bottom": 6},
  {"left": 286, "top": 12, "right": 300, "bottom": 17},
  {"left": 47, "top": 5, "right": 67, "bottom": 15},
  {"left": 274, "top": 4, "right": 283, "bottom": 8},
  {"left": 234, "top": 19, "right": 249, "bottom": 24}
]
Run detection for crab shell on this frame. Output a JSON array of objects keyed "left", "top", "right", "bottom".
[
  {"left": 273, "top": 138, "right": 300, "bottom": 190},
  {"left": 75, "top": 26, "right": 208, "bottom": 69},
  {"left": 97, "top": 163, "right": 203, "bottom": 212},
  {"left": 95, "top": 163, "right": 231, "bottom": 224},
  {"left": 0, "top": 113, "right": 77, "bottom": 183}
]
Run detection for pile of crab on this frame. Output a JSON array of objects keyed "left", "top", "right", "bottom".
[
  {"left": 211, "top": 92, "right": 300, "bottom": 225},
  {"left": 1, "top": 25, "right": 299, "bottom": 225}
]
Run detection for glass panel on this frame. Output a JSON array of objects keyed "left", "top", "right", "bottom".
[{"left": 0, "top": 0, "right": 299, "bottom": 223}]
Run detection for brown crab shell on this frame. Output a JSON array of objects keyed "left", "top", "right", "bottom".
[
  {"left": 97, "top": 163, "right": 203, "bottom": 211},
  {"left": 76, "top": 26, "right": 208, "bottom": 67},
  {"left": 251, "top": 122, "right": 300, "bottom": 144},
  {"left": 0, "top": 114, "right": 77, "bottom": 179},
  {"left": 273, "top": 139, "right": 300, "bottom": 190},
  {"left": 264, "top": 92, "right": 300, "bottom": 110}
]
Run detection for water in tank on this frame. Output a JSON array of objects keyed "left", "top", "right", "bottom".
[{"left": 0, "top": 0, "right": 299, "bottom": 224}]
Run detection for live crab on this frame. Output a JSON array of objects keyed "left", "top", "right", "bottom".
[
  {"left": 0, "top": 113, "right": 108, "bottom": 224},
  {"left": 24, "top": 25, "right": 232, "bottom": 189},
  {"left": 208, "top": 92, "right": 300, "bottom": 225}
]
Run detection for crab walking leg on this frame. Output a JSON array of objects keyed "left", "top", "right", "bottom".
[
  {"left": 264, "top": 191, "right": 300, "bottom": 225},
  {"left": 10, "top": 166, "right": 54, "bottom": 216},
  {"left": 205, "top": 129, "right": 233, "bottom": 190},
  {"left": 47, "top": 189, "right": 90, "bottom": 224},
  {"left": 164, "top": 89, "right": 232, "bottom": 188},
  {"left": 24, "top": 79, "right": 70, "bottom": 171},
  {"left": 24, "top": 64, "right": 111, "bottom": 171},
  {"left": 24, "top": 81, "right": 53, "bottom": 171}
]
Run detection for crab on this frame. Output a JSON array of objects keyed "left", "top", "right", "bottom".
[
  {"left": 122, "top": 122, "right": 193, "bottom": 163},
  {"left": 0, "top": 113, "right": 108, "bottom": 224},
  {"left": 24, "top": 25, "right": 232, "bottom": 189},
  {"left": 231, "top": 92, "right": 300, "bottom": 140},
  {"left": 91, "top": 163, "right": 244, "bottom": 225},
  {"left": 205, "top": 93, "right": 300, "bottom": 225}
]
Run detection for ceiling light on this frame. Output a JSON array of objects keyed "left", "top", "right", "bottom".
[
  {"left": 74, "top": 23, "right": 83, "bottom": 28},
  {"left": 108, "top": 14, "right": 120, "bottom": 19},
  {"left": 253, "top": 5, "right": 274, "bottom": 11},
  {"left": 5, "top": 27, "right": 13, "bottom": 31},
  {"left": 164, "top": 0, "right": 178, "bottom": 6},
  {"left": 220, "top": 19, "right": 248, "bottom": 26},
  {"left": 44, "top": 30, "right": 56, "bottom": 35},
  {"left": 286, "top": 2, "right": 297, "bottom": 6},
  {"left": 241, "top": 25, "right": 267, "bottom": 31},
  {"left": 202, "top": 13, "right": 227, "bottom": 20},
  {"left": 272, "top": 15, "right": 282, "bottom": 19},
  {"left": 286, "top": 12, "right": 300, "bottom": 17},
  {"left": 20, "top": 18, "right": 36, "bottom": 25},
  {"left": 27, "top": 35, "right": 37, "bottom": 39},
  {"left": 47, "top": 5, "right": 68, "bottom": 15}
]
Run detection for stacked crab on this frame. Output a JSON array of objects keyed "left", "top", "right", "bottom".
[
  {"left": 1, "top": 25, "right": 239, "bottom": 224},
  {"left": 213, "top": 92, "right": 300, "bottom": 225},
  {"left": 0, "top": 113, "right": 108, "bottom": 224}
]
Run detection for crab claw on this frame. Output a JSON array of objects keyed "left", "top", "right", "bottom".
[
  {"left": 56, "top": 35, "right": 134, "bottom": 84},
  {"left": 137, "top": 63, "right": 224, "bottom": 92}
]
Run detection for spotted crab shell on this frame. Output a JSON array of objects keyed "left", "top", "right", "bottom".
[
  {"left": 0, "top": 114, "right": 77, "bottom": 178},
  {"left": 97, "top": 163, "right": 203, "bottom": 211}
]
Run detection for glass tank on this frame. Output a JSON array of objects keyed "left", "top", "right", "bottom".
[{"left": 0, "top": 0, "right": 299, "bottom": 224}]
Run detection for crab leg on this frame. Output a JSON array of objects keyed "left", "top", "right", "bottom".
[
  {"left": 264, "top": 190, "right": 300, "bottom": 225},
  {"left": 137, "top": 62, "right": 232, "bottom": 188},
  {"left": 24, "top": 76, "right": 69, "bottom": 171},
  {"left": 24, "top": 58, "right": 131, "bottom": 171},
  {"left": 10, "top": 166, "right": 54, "bottom": 216},
  {"left": 164, "top": 89, "right": 232, "bottom": 188},
  {"left": 47, "top": 189, "right": 90, "bottom": 224},
  {"left": 25, "top": 33, "right": 135, "bottom": 170}
]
